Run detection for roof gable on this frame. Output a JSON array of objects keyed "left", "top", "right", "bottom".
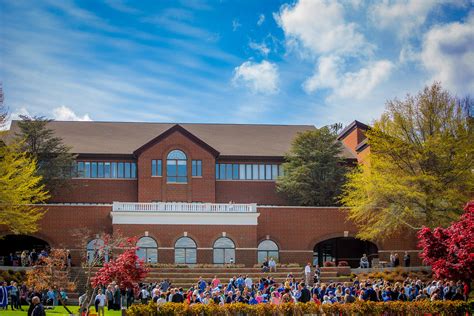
[{"left": 133, "top": 124, "right": 219, "bottom": 157}]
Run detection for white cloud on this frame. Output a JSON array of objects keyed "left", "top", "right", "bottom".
[
  {"left": 304, "top": 55, "right": 394, "bottom": 100},
  {"left": 257, "top": 14, "right": 265, "bottom": 26},
  {"left": 275, "top": 0, "right": 370, "bottom": 57},
  {"left": 370, "top": 0, "right": 439, "bottom": 39},
  {"left": 421, "top": 14, "right": 474, "bottom": 94},
  {"left": 52, "top": 106, "right": 92, "bottom": 121},
  {"left": 232, "top": 60, "right": 279, "bottom": 94},
  {"left": 249, "top": 41, "right": 270, "bottom": 56},
  {"left": 232, "top": 19, "right": 241, "bottom": 31}
]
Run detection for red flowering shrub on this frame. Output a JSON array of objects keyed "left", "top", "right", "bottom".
[
  {"left": 323, "top": 261, "right": 336, "bottom": 267},
  {"left": 91, "top": 237, "right": 148, "bottom": 290},
  {"left": 418, "top": 201, "right": 474, "bottom": 282},
  {"left": 337, "top": 260, "right": 349, "bottom": 267}
]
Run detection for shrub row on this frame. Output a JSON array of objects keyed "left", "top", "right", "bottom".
[{"left": 127, "top": 301, "right": 473, "bottom": 316}]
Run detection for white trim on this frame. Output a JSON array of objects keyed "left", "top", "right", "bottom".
[
  {"left": 158, "top": 247, "right": 174, "bottom": 250},
  {"left": 378, "top": 250, "right": 422, "bottom": 253},
  {"left": 197, "top": 248, "right": 213, "bottom": 250},
  {"left": 235, "top": 248, "right": 258, "bottom": 250},
  {"left": 111, "top": 211, "right": 260, "bottom": 225}
]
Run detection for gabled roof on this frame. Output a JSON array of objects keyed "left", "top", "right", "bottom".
[
  {"left": 133, "top": 124, "right": 219, "bottom": 157},
  {"left": 337, "top": 120, "right": 369, "bottom": 140},
  {"left": 6, "top": 120, "right": 356, "bottom": 159}
]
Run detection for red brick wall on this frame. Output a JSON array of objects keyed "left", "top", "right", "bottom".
[
  {"left": 340, "top": 127, "right": 366, "bottom": 157},
  {"left": 216, "top": 181, "right": 287, "bottom": 205},
  {"left": 50, "top": 179, "right": 137, "bottom": 203},
  {"left": 137, "top": 130, "right": 216, "bottom": 202},
  {"left": 114, "top": 224, "right": 257, "bottom": 266}
]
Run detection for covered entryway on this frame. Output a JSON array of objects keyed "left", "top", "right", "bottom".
[
  {"left": 0, "top": 235, "right": 50, "bottom": 266},
  {"left": 313, "top": 237, "right": 378, "bottom": 268}
]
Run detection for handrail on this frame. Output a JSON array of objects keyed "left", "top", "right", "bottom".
[{"left": 112, "top": 202, "right": 257, "bottom": 213}]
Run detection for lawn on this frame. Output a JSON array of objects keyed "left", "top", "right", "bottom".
[{"left": 1, "top": 306, "right": 123, "bottom": 316}]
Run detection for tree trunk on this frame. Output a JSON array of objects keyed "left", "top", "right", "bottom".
[{"left": 57, "top": 292, "right": 73, "bottom": 314}]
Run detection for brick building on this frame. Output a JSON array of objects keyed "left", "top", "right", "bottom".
[{"left": 1, "top": 120, "right": 419, "bottom": 267}]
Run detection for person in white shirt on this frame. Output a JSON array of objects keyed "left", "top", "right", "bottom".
[
  {"left": 269, "top": 258, "right": 277, "bottom": 272},
  {"left": 95, "top": 289, "right": 106, "bottom": 316},
  {"left": 304, "top": 263, "right": 312, "bottom": 286},
  {"left": 244, "top": 276, "right": 252, "bottom": 289}
]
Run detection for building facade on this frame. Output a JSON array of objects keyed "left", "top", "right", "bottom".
[{"left": 1, "top": 121, "right": 420, "bottom": 267}]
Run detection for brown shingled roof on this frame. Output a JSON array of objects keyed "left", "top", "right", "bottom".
[{"left": 7, "top": 120, "right": 356, "bottom": 159}]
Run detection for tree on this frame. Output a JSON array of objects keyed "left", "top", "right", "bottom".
[
  {"left": 341, "top": 83, "right": 473, "bottom": 240},
  {"left": 0, "top": 138, "right": 49, "bottom": 234},
  {"left": 417, "top": 202, "right": 474, "bottom": 282},
  {"left": 91, "top": 239, "right": 148, "bottom": 290},
  {"left": 0, "top": 84, "right": 7, "bottom": 128},
  {"left": 15, "top": 116, "right": 76, "bottom": 193},
  {"left": 276, "top": 124, "right": 348, "bottom": 206},
  {"left": 26, "top": 248, "right": 76, "bottom": 314}
]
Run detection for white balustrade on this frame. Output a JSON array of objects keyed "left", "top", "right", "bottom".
[{"left": 112, "top": 202, "right": 257, "bottom": 213}]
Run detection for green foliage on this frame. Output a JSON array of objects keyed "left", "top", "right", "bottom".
[
  {"left": 15, "top": 116, "right": 76, "bottom": 193},
  {"left": 0, "top": 141, "right": 49, "bottom": 234},
  {"left": 126, "top": 301, "right": 472, "bottom": 316},
  {"left": 341, "top": 83, "right": 474, "bottom": 240},
  {"left": 277, "top": 125, "right": 348, "bottom": 206}
]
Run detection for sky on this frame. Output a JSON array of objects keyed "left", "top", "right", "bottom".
[{"left": 1, "top": 0, "right": 473, "bottom": 128}]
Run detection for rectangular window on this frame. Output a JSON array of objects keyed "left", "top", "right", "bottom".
[
  {"left": 220, "top": 164, "right": 226, "bottom": 180},
  {"left": 111, "top": 162, "right": 117, "bottom": 178},
  {"left": 118, "top": 162, "right": 124, "bottom": 178},
  {"left": 131, "top": 163, "right": 137, "bottom": 178},
  {"left": 246, "top": 164, "right": 252, "bottom": 180},
  {"left": 124, "top": 162, "right": 131, "bottom": 178},
  {"left": 259, "top": 164, "right": 265, "bottom": 180},
  {"left": 152, "top": 159, "right": 162, "bottom": 177},
  {"left": 98, "top": 162, "right": 104, "bottom": 178},
  {"left": 104, "top": 162, "right": 111, "bottom": 178},
  {"left": 192, "top": 160, "right": 202, "bottom": 177},
  {"left": 239, "top": 164, "right": 246, "bottom": 180},
  {"left": 252, "top": 164, "right": 259, "bottom": 180},
  {"left": 272, "top": 164, "right": 278, "bottom": 179},
  {"left": 232, "top": 164, "right": 239, "bottom": 180},
  {"left": 215, "top": 163, "right": 219, "bottom": 179},
  {"left": 91, "top": 162, "right": 98, "bottom": 178},
  {"left": 77, "top": 162, "right": 84, "bottom": 177},
  {"left": 152, "top": 160, "right": 156, "bottom": 176},
  {"left": 226, "top": 164, "right": 232, "bottom": 179},
  {"left": 265, "top": 165, "right": 272, "bottom": 180},
  {"left": 278, "top": 164, "right": 284, "bottom": 177}
]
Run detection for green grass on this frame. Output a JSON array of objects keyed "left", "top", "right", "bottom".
[{"left": 1, "top": 305, "right": 123, "bottom": 316}]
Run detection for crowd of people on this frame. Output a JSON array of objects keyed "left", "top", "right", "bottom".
[
  {"left": 127, "top": 272, "right": 470, "bottom": 308},
  {"left": 1, "top": 248, "right": 71, "bottom": 267},
  {"left": 0, "top": 281, "right": 69, "bottom": 311}
]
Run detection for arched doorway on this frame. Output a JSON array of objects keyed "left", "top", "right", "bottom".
[
  {"left": 0, "top": 235, "right": 50, "bottom": 266},
  {"left": 313, "top": 237, "right": 378, "bottom": 268}
]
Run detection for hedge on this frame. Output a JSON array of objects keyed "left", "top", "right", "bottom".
[{"left": 127, "top": 301, "right": 473, "bottom": 316}]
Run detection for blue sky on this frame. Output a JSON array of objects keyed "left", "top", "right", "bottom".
[{"left": 1, "top": 0, "right": 473, "bottom": 128}]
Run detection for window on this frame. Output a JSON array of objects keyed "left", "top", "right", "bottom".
[
  {"left": 167, "top": 150, "right": 187, "bottom": 183},
  {"left": 91, "top": 162, "right": 98, "bottom": 178},
  {"left": 192, "top": 160, "right": 202, "bottom": 177},
  {"left": 104, "top": 162, "right": 111, "bottom": 178},
  {"left": 215, "top": 163, "right": 283, "bottom": 181},
  {"left": 151, "top": 160, "right": 162, "bottom": 177},
  {"left": 136, "top": 237, "right": 158, "bottom": 264},
  {"left": 175, "top": 237, "right": 196, "bottom": 264},
  {"left": 77, "top": 162, "right": 85, "bottom": 177},
  {"left": 98, "top": 162, "right": 104, "bottom": 178},
  {"left": 213, "top": 237, "right": 235, "bottom": 264},
  {"left": 75, "top": 161, "right": 137, "bottom": 179},
  {"left": 258, "top": 240, "right": 279, "bottom": 263},
  {"left": 86, "top": 238, "right": 109, "bottom": 263}
]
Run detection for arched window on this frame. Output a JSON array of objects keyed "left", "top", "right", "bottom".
[
  {"left": 167, "top": 150, "right": 187, "bottom": 183},
  {"left": 257, "top": 240, "right": 279, "bottom": 263},
  {"left": 136, "top": 237, "right": 158, "bottom": 264},
  {"left": 175, "top": 237, "right": 196, "bottom": 264},
  {"left": 86, "top": 238, "right": 109, "bottom": 263},
  {"left": 213, "top": 237, "right": 235, "bottom": 264}
]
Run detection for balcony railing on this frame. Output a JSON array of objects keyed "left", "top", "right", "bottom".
[{"left": 112, "top": 202, "right": 257, "bottom": 213}]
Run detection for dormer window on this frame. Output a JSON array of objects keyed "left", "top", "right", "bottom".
[{"left": 167, "top": 149, "right": 187, "bottom": 183}]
